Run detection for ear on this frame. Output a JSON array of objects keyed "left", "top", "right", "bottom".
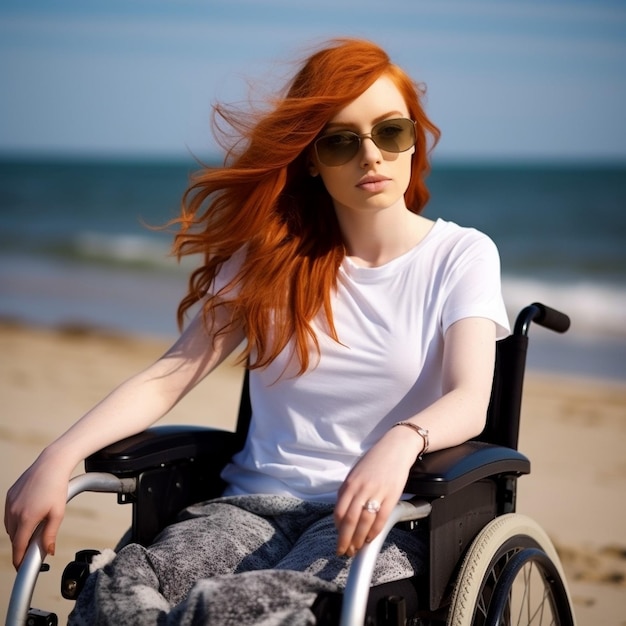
[{"left": 308, "top": 162, "right": 320, "bottom": 177}]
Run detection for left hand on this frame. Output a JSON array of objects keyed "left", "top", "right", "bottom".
[{"left": 334, "top": 426, "right": 422, "bottom": 556}]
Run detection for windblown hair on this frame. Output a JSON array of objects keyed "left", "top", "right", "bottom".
[{"left": 173, "top": 38, "right": 440, "bottom": 373}]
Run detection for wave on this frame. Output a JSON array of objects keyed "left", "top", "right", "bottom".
[
  {"left": 67, "top": 234, "right": 626, "bottom": 340},
  {"left": 6, "top": 231, "right": 199, "bottom": 273},
  {"left": 3, "top": 230, "right": 624, "bottom": 341},
  {"left": 73, "top": 232, "right": 182, "bottom": 270},
  {"left": 66, "top": 235, "right": 626, "bottom": 340},
  {"left": 502, "top": 275, "right": 626, "bottom": 339}
]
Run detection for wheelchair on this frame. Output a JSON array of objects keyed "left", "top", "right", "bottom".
[{"left": 7, "top": 302, "right": 577, "bottom": 626}]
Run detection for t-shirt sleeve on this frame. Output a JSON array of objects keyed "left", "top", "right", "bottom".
[{"left": 441, "top": 231, "right": 510, "bottom": 339}]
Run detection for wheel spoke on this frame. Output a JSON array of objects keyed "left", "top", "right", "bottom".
[
  {"left": 448, "top": 515, "right": 575, "bottom": 626},
  {"left": 498, "top": 555, "right": 568, "bottom": 626}
]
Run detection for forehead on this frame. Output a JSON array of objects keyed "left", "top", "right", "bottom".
[{"left": 327, "top": 75, "right": 409, "bottom": 126}]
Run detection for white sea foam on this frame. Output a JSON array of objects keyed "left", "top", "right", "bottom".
[
  {"left": 74, "top": 232, "right": 172, "bottom": 265},
  {"left": 61, "top": 232, "right": 626, "bottom": 341},
  {"left": 502, "top": 275, "right": 626, "bottom": 339},
  {"left": 73, "top": 232, "right": 197, "bottom": 271}
]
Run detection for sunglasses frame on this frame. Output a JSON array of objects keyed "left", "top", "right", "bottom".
[{"left": 313, "top": 118, "right": 417, "bottom": 167}]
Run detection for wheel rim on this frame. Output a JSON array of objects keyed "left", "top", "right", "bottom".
[
  {"left": 485, "top": 547, "right": 574, "bottom": 626},
  {"left": 472, "top": 538, "right": 573, "bottom": 626}
]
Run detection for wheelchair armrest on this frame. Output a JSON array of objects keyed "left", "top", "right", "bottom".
[
  {"left": 85, "top": 425, "right": 241, "bottom": 476},
  {"left": 85, "top": 428, "right": 528, "bottom": 497},
  {"left": 405, "top": 440, "right": 530, "bottom": 498}
]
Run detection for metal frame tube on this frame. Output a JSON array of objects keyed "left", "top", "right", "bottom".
[
  {"left": 339, "top": 499, "right": 432, "bottom": 626},
  {"left": 6, "top": 473, "right": 135, "bottom": 626},
  {"left": 8, "top": 480, "right": 429, "bottom": 626}
]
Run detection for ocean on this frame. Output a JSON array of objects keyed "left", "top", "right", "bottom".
[{"left": 1, "top": 158, "right": 625, "bottom": 381}]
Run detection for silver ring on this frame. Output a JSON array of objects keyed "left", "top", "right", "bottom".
[{"left": 363, "top": 499, "right": 381, "bottom": 514}]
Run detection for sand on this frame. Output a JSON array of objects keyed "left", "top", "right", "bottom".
[{"left": 1, "top": 321, "right": 625, "bottom": 624}]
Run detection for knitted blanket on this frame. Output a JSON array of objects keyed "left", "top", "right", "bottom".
[{"left": 69, "top": 494, "right": 425, "bottom": 625}]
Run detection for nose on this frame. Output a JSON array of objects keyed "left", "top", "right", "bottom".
[{"left": 359, "top": 136, "right": 382, "bottom": 167}]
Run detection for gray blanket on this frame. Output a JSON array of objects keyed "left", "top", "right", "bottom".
[{"left": 69, "top": 494, "right": 426, "bottom": 625}]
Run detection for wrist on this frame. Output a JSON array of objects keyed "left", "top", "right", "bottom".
[
  {"left": 392, "top": 421, "right": 429, "bottom": 459},
  {"left": 383, "top": 425, "right": 424, "bottom": 466},
  {"left": 39, "top": 441, "right": 81, "bottom": 473}
]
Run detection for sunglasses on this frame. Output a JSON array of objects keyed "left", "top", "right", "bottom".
[{"left": 314, "top": 118, "right": 416, "bottom": 167}]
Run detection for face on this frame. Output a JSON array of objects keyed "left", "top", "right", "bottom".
[{"left": 310, "top": 75, "right": 414, "bottom": 217}]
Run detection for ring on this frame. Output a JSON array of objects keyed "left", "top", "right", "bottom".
[{"left": 363, "top": 499, "right": 381, "bottom": 514}]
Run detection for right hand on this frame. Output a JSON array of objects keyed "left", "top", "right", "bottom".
[
  {"left": 4, "top": 450, "right": 72, "bottom": 569},
  {"left": 334, "top": 426, "right": 421, "bottom": 557}
]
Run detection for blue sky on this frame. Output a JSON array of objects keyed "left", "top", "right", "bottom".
[{"left": 1, "top": 0, "right": 625, "bottom": 162}]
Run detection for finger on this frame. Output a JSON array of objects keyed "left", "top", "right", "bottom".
[
  {"left": 348, "top": 498, "right": 393, "bottom": 553},
  {"left": 11, "top": 524, "right": 35, "bottom": 570},
  {"left": 337, "top": 496, "right": 388, "bottom": 556},
  {"left": 41, "top": 509, "right": 64, "bottom": 559},
  {"left": 335, "top": 496, "right": 365, "bottom": 556},
  {"left": 333, "top": 492, "right": 350, "bottom": 530},
  {"left": 363, "top": 500, "right": 395, "bottom": 544},
  {"left": 5, "top": 490, "right": 18, "bottom": 539},
  {"left": 11, "top": 508, "right": 63, "bottom": 570}
]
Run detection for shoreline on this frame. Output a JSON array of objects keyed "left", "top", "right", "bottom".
[
  {"left": 2, "top": 308, "right": 624, "bottom": 385},
  {"left": 1, "top": 321, "right": 625, "bottom": 624},
  {"left": 2, "top": 249, "right": 626, "bottom": 383}
]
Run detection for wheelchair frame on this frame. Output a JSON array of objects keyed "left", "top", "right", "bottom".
[{"left": 6, "top": 303, "right": 576, "bottom": 626}]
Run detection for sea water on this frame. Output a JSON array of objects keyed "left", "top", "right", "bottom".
[{"left": 1, "top": 158, "right": 624, "bottom": 380}]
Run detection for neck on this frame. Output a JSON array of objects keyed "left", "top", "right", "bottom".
[{"left": 336, "top": 202, "right": 434, "bottom": 268}]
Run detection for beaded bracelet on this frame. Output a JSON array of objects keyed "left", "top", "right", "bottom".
[{"left": 393, "top": 421, "right": 429, "bottom": 460}]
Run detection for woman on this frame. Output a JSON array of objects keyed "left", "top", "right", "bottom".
[{"left": 5, "top": 38, "right": 509, "bottom": 623}]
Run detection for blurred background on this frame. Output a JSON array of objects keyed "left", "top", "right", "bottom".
[{"left": 1, "top": 0, "right": 625, "bottom": 379}]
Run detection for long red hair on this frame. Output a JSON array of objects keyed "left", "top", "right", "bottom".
[{"left": 173, "top": 38, "right": 440, "bottom": 373}]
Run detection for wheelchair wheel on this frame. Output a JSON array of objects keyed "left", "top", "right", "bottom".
[{"left": 447, "top": 513, "right": 576, "bottom": 626}]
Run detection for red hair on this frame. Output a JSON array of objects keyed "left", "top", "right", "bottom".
[{"left": 173, "top": 38, "right": 440, "bottom": 373}]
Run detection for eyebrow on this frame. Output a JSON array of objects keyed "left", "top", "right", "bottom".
[{"left": 323, "top": 110, "right": 407, "bottom": 131}]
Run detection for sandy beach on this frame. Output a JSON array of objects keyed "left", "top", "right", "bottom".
[{"left": 1, "top": 321, "right": 625, "bottom": 624}]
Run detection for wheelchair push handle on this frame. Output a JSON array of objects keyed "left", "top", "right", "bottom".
[{"left": 514, "top": 302, "right": 571, "bottom": 336}]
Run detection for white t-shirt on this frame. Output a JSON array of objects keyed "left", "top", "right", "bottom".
[{"left": 218, "top": 219, "right": 510, "bottom": 502}]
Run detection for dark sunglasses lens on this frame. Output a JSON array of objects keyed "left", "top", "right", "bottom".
[
  {"left": 315, "top": 133, "right": 360, "bottom": 166},
  {"left": 315, "top": 119, "right": 416, "bottom": 166},
  {"left": 371, "top": 119, "right": 416, "bottom": 152}
]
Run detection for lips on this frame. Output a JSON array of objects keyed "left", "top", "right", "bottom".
[{"left": 356, "top": 175, "right": 390, "bottom": 193}]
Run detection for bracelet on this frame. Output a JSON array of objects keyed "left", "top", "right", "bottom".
[{"left": 393, "top": 421, "right": 429, "bottom": 460}]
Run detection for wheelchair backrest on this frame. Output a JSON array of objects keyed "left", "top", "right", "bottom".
[
  {"left": 236, "top": 335, "right": 528, "bottom": 450},
  {"left": 232, "top": 303, "right": 570, "bottom": 455},
  {"left": 232, "top": 329, "right": 530, "bottom": 454},
  {"left": 479, "top": 333, "right": 529, "bottom": 450}
]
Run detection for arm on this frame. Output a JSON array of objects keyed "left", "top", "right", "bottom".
[
  {"left": 334, "top": 316, "right": 496, "bottom": 557},
  {"left": 4, "top": 304, "right": 244, "bottom": 568}
]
